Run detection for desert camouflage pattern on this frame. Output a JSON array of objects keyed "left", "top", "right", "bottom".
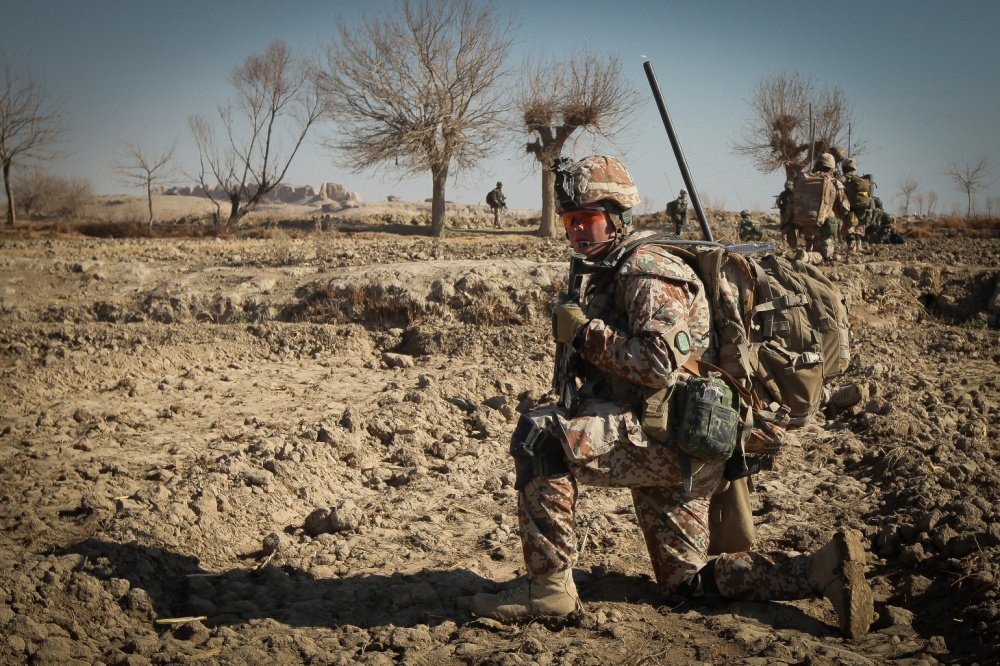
[
  {"left": 516, "top": 237, "right": 725, "bottom": 591},
  {"left": 713, "top": 551, "right": 814, "bottom": 600},
  {"left": 512, "top": 233, "right": 827, "bottom": 598},
  {"left": 570, "top": 156, "right": 642, "bottom": 211}
]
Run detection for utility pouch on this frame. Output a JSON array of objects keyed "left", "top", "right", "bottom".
[
  {"left": 641, "top": 386, "right": 674, "bottom": 440},
  {"left": 674, "top": 373, "right": 740, "bottom": 462},
  {"left": 820, "top": 216, "right": 841, "bottom": 239}
]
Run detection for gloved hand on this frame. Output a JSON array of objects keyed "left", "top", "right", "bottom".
[{"left": 552, "top": 303, "right": 589, "bottom": 346}]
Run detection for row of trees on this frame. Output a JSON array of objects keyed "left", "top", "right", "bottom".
[
  {"left": 2, "top": 0, "right": 994, "bottom": 233},
  {"left": 896, "top": 156, "right": 995, "bottom": 218}
]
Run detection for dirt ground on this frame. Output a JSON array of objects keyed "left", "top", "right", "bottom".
[{"left": 1, "top": 201, "right": 998, "bottom": 665}]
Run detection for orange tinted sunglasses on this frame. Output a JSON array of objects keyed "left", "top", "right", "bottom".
[{"left": 560, "top": 209, "right": 607, "bottom": 231}]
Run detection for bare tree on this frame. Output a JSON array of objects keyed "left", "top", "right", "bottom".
[
  {"left": 316, "top": 0, "right": 513, "bottom": 237},
  {"left": 113, "top": 140, "right": 175, "bottom": 227},
  {"left": 0, "top": 54, "right": 66, "bottom": 226},
  {"left": 897, "top": 175, "right": 919, "bottom": 216},
  {"left": 913, "top": 193, "right": 924, "bottom": 216},
  {"left": 731, "top": 72, "right": 862, "bottom": 180},
  {"left": 189, "top": 41, "right": 322, "bottom": 227},
  {"left": 945, "top": 156, "right": 993, "bottom": 217},
  {"left": 987, "top": 196, "right": 999, "bottom": 217},
  {"left": 926, "top": 190, "right": 938, "bottom": 217},
  {"left": 519, "top": 52, "right": 637, "bottom": 237}
]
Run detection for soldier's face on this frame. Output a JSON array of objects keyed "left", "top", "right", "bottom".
[{"left": 561, "top": 208, "right": 616, "bottom": 258}]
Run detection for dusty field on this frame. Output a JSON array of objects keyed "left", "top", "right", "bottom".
[{"left": 1, "top": 205, "right": 998, "bottom": 665}]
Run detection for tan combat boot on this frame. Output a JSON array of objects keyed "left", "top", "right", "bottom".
[
  {"left": 471, "top": 569, "right": 580, "bottom": 621},
  {"left": 807, "top": 528, "right": 875, "bottom": 638}
]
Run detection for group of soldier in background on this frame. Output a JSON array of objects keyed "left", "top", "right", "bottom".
[
  {"left": 662, "top": 148, "right": 902, "bottom": 261},
  {"left": 773, "top": 147, "right": 904, "bottom": 264}
]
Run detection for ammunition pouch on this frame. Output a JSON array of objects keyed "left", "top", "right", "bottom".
[
  {"left": 509, "top": 416, "right": 569, "bottom": 490},
  {"left": 674, "top": 374, "right": 740, "bottom": 462},
  {"left": 820, "top": 216, "right": 840, "bottom": 239},
  {"left": 641, "top": 386, "right": 674, "bottom": 440}
]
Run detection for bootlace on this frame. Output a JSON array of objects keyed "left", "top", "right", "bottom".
[{"left": 496, "top": 581, "right": 530, "bottom": 604}]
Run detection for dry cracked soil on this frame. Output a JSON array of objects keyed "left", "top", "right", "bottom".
[{"left": 1, "top": 210, "right": 998, "bottom": 666}]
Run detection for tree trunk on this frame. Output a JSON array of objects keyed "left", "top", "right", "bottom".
[
  {"left": 538, "top": 168, "right": 558, "bottom": 238},
  {"left": 3, "top": 161, "right": 15, "bottom": 226},
  {"left": 146, "top": 182, "right": 154, "bottom": 228},
  {"left": 430, "top": 167, "right": 448, "bottom": 237},
  {"left": 226, "top": 193, "right": 241, "bottom": 227}
]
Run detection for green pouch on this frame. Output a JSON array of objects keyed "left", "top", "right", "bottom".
[
  {"left": 820, "top": 216, "right": 841, "bottom": 238},
  {"left": 674, "top": 373, "right": 740, "bottom": 461}
]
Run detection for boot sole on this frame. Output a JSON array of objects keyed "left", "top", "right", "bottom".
[{"left": 837, "top": 529, "right": 875, "bottom": 638}]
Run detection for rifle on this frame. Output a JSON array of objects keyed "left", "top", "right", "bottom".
[{"left": 552, "top": 253, "right": 597, "bottom": 413}]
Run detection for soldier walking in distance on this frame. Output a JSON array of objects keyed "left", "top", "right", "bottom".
[
  {"left": 792, "top": 153, "right": 850, "bottom": 264},
  {"left": 472, "top": 155, "right": 875, "bottom": 638},
  {"left": 486, "top": 181, "right": 507, "bottom": 228},
  {"left": 775, "top": 180, "right": 795, "bottom": 248},
  {"left": 666, "top": 189, "right": 688, "bottom": 235},
  {"left": 840, "top": 159, "right": 875, "bottom": 255}
]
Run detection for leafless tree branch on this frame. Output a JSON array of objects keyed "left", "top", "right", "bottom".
[
  {"left": 945, "top": 156, "right": 993, "bottom": 217},
  {"left": 0, "top": 54, "right": 66, "bottom": 225},
  {"left": 113, "top": 140, "right": 176, "bottom": 226},
  {"left": 189, "top": 41, "right": 322, "bottom": 227},
  {"left": 731, "top": 72, "right": 864, "bottom": 181},
  {"left": 316, "top": 0, "right": 514, "bottom": 237},
  {"left": 517, "top": 51, "right": 637, "bottom": 237}
]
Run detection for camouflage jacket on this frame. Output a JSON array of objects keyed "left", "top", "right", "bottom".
[
  {"left": 546, "top": 232, "right": 712, "bottom": 462},
  {"left": 581, "top": 232, "right": 711, "bottom": 392}
]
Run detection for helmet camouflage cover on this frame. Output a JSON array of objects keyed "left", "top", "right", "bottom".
[
  {"left": 842, "top": 158, "right": 857, "bottom": 171},
  {"left": 830, "top": 145, "right": 847, "bottom": 161},
  {"left": 554, "top": 155, "right": 642, "bottom": 213},
  {"left": 817, "top": 153, "right": 836, "bottom": 170}
]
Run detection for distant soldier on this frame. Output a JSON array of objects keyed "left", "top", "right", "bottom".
[
  {"left": 791, "top": 153, "right": 850, "bottom": 264},
  {"left": 486, "top": 182, "right": 507, "bottom": 228},
  {"left": 666, "top": 189, "right": 688, "bottom": 235},
  {"left": 865, "top": 197, "right": 905, "bottom": 244},
  {"left": 737, "top": 209, "right": 763, "bottom": 241},
  {"left": 840, "top": 159, "right": 875, "bottom": 255},
  {"left": 775, "top": 180, "right": 795, "bottom": 248}
]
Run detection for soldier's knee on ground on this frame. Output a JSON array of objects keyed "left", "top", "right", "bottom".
[{"left": 509, "top": 416, "right": 569, "bottom": 490}]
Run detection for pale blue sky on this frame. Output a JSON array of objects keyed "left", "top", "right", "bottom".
[{"left": 5, "top": 1, "right": 999, "bottom": 215}]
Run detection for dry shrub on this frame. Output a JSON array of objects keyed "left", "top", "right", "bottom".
[
  {"left": 900, "top": 216, "right": 1000, "bottom": 239},
  {"left": 12, "top": 169, "right": 93, "bottom": 219}
]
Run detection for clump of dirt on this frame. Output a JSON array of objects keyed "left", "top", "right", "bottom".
[{"left": 1, "top": 219, "right": 998, "bottom": 665}]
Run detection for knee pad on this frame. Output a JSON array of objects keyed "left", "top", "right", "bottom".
[{"left": 509, "top": 416, "right": 569, "bottom": 490}]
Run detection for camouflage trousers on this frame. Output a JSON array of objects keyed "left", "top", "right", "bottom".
[{"left": 515, "top": 408, "right": 815, "bottom": 600}]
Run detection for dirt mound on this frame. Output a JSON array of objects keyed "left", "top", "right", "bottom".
[{"left": 1, "top": 221, "right": 998, "bottom": 664}]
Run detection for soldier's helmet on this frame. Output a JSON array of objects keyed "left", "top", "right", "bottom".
[
  {"left": 740, "top": 209, "right": 749, "bottom": 217},
  {"left": 679, "top": 189, "right": 687, "bottom": 196},
  {"left": 496, "top": 181, "right": 503, "bottom": 187},
  {"left": 551, "top": 155, "right": 641, "bottom": 214},
  {"left": 842, "top": 158, "right": 857, "bottom": 172},
  {"left": 816, "top": 153, "right": 836, "bottom": 170},
  {"left": 784, "top": 180, "right": 794, "bottom": 190},
  {"left": 830, "top": 145, "right": 847, "bottom": 161}
]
